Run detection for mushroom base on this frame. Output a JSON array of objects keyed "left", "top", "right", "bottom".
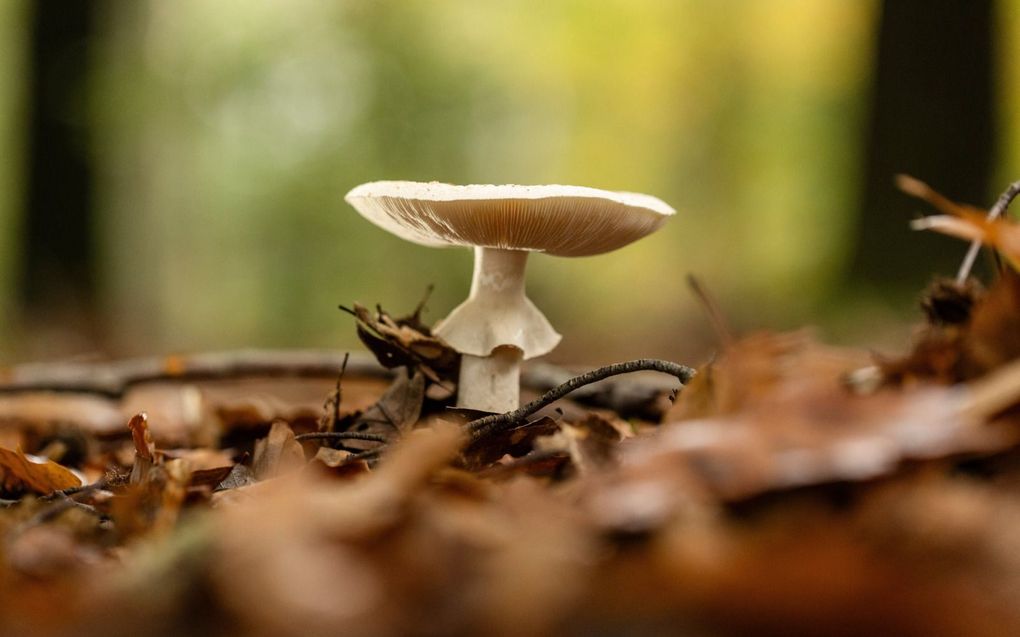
[{"left": 456, "top": 347, "right": 523, "bottom": 413}]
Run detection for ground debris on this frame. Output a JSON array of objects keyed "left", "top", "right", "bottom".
[{"left": 15, "top": 246, "right": 1020, "bottom": 635}]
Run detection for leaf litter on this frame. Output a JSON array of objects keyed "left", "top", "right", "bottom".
[{"left": 8, "top": 187, "right": 1020, "bottom": 635}]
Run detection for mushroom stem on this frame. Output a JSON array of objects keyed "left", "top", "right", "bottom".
[
  {"left": 470, "top": 246, "right": 528, "bottom": 304},
  {"left": 458, "top": 347, "right": 523, "bottom": 413},
  {"left": 436, "top": 246, "right": 559, "bottom": 413},
  {"left": 456, "top": 247, "right": 529, "bottom": 413}
]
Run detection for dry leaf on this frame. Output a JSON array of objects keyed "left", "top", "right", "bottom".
[
  {"left": 344, "top": 367, "right": 426, "bottom": 447},
  {"left": 347, "top": 302, "right": 458, "bottom": 382},
  {"left": 0, "top": 445, "right": 82, "bottom": 493},
  {"left": 251, "top": 420, "right": 305, "bottom": 480}
]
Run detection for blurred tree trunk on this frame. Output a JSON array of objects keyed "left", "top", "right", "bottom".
[
  {"left": 848, "top": 0, "right": 997, "bottom": 294},
  {"left": 20, "top": 1, "right": 98, "bottom": 342}
]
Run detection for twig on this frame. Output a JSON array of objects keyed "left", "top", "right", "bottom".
[
  {"left": 957, "top": 180, "right": 1020, "bottom": 283},
  {"left": 39, "top": 476, "right": 110, "bottom": 502},
  {"left": 319, "top": 353, "right": 349, "bottom": 432},
  {"left": 20, "top": 492, "right": 106, "bottom": 532},
  {"left": 294, "top": 432, "right": 388, "bottom": 443},
  {"left": 409, "top": 284, "right": 434, "bottom": 324},
  {"left": 686, "top": 274, "right": 734, "bottom": 347},
  {"left": 468, "top": 359, "right": 696, "bottom": 441},
  {"left": 341, "top": 448, "right": 383, "bottom": 465}
]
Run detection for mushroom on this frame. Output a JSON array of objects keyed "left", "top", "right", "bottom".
[{"left": 344, "top": 181, "right": 675, "bottom": 413}]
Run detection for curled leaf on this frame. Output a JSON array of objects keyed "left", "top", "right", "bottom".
[{"left": 0, "top": 446, "right": 82, "bottom": 493}]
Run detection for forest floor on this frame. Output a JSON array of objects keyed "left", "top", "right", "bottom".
[{"left": 3, "top": 181, "right": 1020, "bottom": 636}]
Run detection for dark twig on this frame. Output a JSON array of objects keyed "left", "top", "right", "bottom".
[
  {"left": 20, "top": 493, "right": 106, "bottom": 532},
  {"left": 294, "top": 432, "right": 388, "bottom": 443},
  {"left": 409, "top": 284, "right": 434, "bottom": 324},
  {"left": 341, "top": 448, "right": 383, "bottom": 465},
  {"left": 957, "top": 180, "right": 1020, "bottom": 283},
  {"left": 468, "top": 359, "right": 696, "bottom": 441},
  {"left": 40, "top": 476, "right": 110, "bottom": 502}
]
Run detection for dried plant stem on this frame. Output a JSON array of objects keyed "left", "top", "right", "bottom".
[
  {"left": 957, "top": 180, "right": 1020, "bottom": 284},
  {"left": 686, "top": 274, "right": 734, "bottom": 347},
  {"left": 468, "top": 359, "right": 695, "bottom": 441},
  {"left": 319, "top": 353, "right": 349, "bottom": 432}
]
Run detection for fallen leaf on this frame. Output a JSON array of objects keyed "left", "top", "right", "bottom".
[
  {"left": 345, "top": 367, "right": 426, "bottom": 446},
  {"left": 345, "top": 301, "right": 459, "bottom": 383},
  {"left": 0, "top": 446, "right": 82, "bottom": 493},
  {"left": 251, "top": 420, "right": 305, "bottom": 480},
  {"left": 462, "top": 414, "right": 559, "bottom": 469},
  {"left": 215, "top": 463, "right": 256, "bottom": 491}
]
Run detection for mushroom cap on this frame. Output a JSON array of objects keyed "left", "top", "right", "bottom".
[{"left": 344, "top": 181, "right": 675, "bottom": 257}]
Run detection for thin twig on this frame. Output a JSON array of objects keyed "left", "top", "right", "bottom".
[
  {"left": 341, "top": 448, "right": 383, "bottom": 465},
  {"left": 39, "top": 476, "right": 110, "bottom": 502},
  {"left": 294, "top": 432, "right": 388, "bottom": 443},
  {"left": 468, "top": 359, "right": 696, "bottom": 441},
  {"left": 686, "top": 274, "right": 734, "bottom": 347},
  {"left": 957, "top": 180, "right": 1020, "bottom": 283},
  {"left": 409, "top": 284, "right": 434, "bottom": 324},
  {"left": 320, "top": 353, "right": 349, "bottom": 432},
  {"left": 20, "top": 493, "right": 106, "bottom": 532}
]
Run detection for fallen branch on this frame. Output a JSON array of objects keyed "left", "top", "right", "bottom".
[
  {"left": 468, "top": 359, "right": 696, "bottom": 441},
  {"left": 0, "top": 350, "right": 386, "bottom": 399}
]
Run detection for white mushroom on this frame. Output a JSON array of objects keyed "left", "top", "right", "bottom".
[{"left": 345, "top": 181, "right": 675, "bottom": 413}]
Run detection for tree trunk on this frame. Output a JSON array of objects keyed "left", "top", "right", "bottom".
[
  {"left": 848, "top": 0, "right": 997, "bottom": 295},
  {"left": 20, "top": 1, "right": 98, "bottom": 342}
]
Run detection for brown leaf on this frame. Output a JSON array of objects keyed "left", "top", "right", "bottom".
[
  {"left": 668, "top": 329, "right": 869, "bottom": 421},
  {"left": 462, "top": 414, "right": 560, "bottom": 469},
  {"left": 312, "top": 447, "right": 372, "bottom": 478},
  {"left": 0, "top": 445, "right": 82, "bottom": 493},
  {"left": 649, "top": 330, "right": 1017, "bottom": 501},
  {"left": 346, "top": 301, "right": 458, "bottom": 382},
  {"left": 188, "top": 465, "right": 235, "bottom": 490},
  {"left": 215, "top": 463, "right": 256, "bottom": 491},
  {"left": 347, "top": 367, "right": 426, "bottom": 446},
  {"left": 913, "top": 212, "right": 1020, "bottom": 272},
  {"left": 251, "top": 420, "right": 306, "bottom": 480}
]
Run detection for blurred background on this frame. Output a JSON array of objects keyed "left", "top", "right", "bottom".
[{"left": 0, "top": 0, "right": 1017, "bottom": 366}]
